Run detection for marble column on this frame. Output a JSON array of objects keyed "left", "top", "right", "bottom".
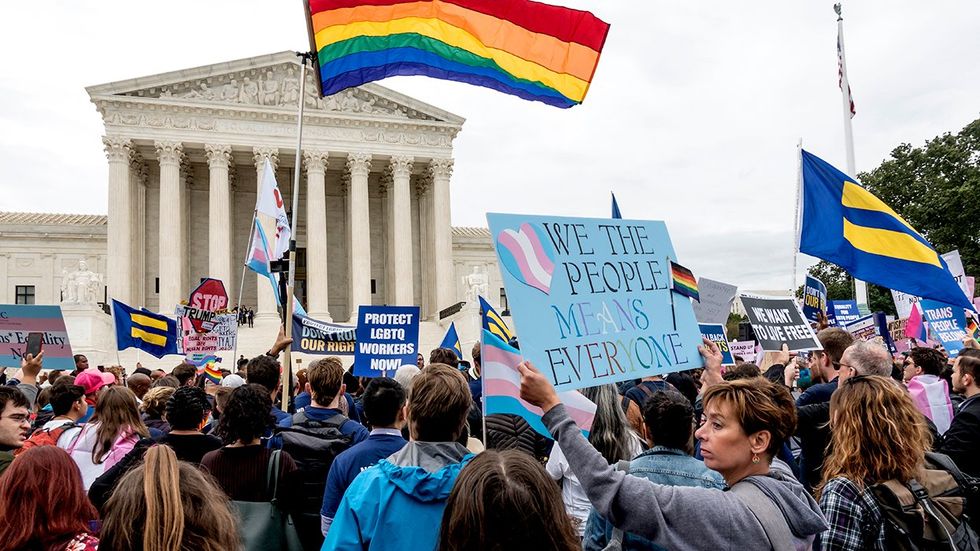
[
  {"left": 155, "top": 141, "right": 185, "bottom": 313},
  {"left": 128, "top": 151, "right": 147, "bottom": 307},
  {"left": 303, "top": 150, "right": 331, "bottom": 320},
  {"left": 347, "top": 152, "right": 373, "bottom": 319},
  {"left": 379, "top": 170, "right": 395, "bottom": 305},
  {"left": 390, "top": 156, "right": 415, "bottom": 305},
  {"left": 416, "top": 175, "right": 433, "bottom": 317},
  {"left": 205, "top": 144, "right": 233, "bottom": 287},
  {"left": 252, "top": 147, "right": 280, "bottom": 317},
  {"left": 103, "top": 136, "right": 133, "bottom": 305},
  {"left": 429, "top": 158, "right": 455, "bottom": 315}
]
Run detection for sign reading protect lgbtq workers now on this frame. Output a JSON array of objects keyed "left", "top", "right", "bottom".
[
  {"left": 487, "top": 214, "right": 704, "bottom": 392},
  {"left": 353, "top": 306, "right": 419, "bottom": 377}
]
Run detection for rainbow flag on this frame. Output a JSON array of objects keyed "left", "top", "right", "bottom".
[
  {"left": 967, "top": 315, "right": 979, "bottom": 342},
  {"left": 670, "top": 261, "right": 699, "bottom": 302},
  {"left": 186, "top": 353, "right": 223, "bottom": 384},
  {"left": 305, "top": 0, "right": 610, "bottom": 108}
]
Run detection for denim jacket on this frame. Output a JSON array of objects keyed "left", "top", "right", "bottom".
[{"left": 583, "top": 446, "right": 725, "bottom": 551}]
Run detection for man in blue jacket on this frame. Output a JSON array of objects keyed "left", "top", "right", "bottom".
[{"left": 322, "top": 363, "right": 474, "bottom": 551}]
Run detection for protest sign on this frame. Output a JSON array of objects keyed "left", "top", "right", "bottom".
[
  {"left": 729, "top": 340, "right": 757, "bottom": 361},
  {"left": 739, "top": 295, "right": 821, "bottom": 352},
  {"left": 353, "top": 306, "right": 419, "bottom": 376},
  {"left": 186, "top": 278, "right": 229, "bottom": 333},
  {"left": 292, "top": 314, "right": 356, "bottom": 355},
  {"left": 0, "top": 305, "right": 74, "bottom": 371},
  {"left": 175, "top": 306, "right": 236, "bottom": 353},
  {"left": 942, "top": 250, "right": 971, "bottom": 302},
  {"left": 828, "top": 300, "right": 861, "bottom": 327},
  {"left": 887, "top": 318, "right": 912, "bottom": 356},
  {"left": 802, "top": 275, "right": 827, "bottom": 322},
  {"left": 699, "top": 324, "right": 734, "bottom": 366},
  {"left": 891, "top": 289, "right": 921, "bottom": 320},
  {"left": 919, "top": 299, "right": 967, "bottom": 357},
  {"left": 844, "top": 312, "right": 896, "bottom": 353},
  {"left": 692, "top": 278, "right": 737, "bottom": 325},
  {"left": 486, "top": 214, "right": 704, "bottom": 392}
]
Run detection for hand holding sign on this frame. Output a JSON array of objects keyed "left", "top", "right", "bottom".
[{"left": 517, "top": 360, "right": 561, "bottom": 413}]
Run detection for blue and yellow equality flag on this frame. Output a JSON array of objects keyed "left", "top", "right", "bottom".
[
  {"left": 439, "top": 322, "right": 463, "bottom": 359},
  {"left": 479, "top": 296, "right": 515, "bottom": 343},
  {"left": 112, "top": 299, "right": 179, "bottom": 358},
  {"left": 800, "top": 150, "right": 974, "bottom": 311}
]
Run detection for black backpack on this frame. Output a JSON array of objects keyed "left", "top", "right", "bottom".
[
  {"left": 870, "top": 452, "right": 980, "bottom": 551},
  {"left": 274, "top": 411, "right": 354, "bottom": 550}
]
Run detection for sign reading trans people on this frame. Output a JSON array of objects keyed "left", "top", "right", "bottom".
[
  {"left": 919, "top": 299, "right": 968, "bottom": 358},
  {"left": 353, "top": 306, "right": 420, "bottom": 377},
  {"left": 486, "top": 213, "right": 704, "bottom": 392},
  {"left": 0, "top": 305, "right": 75, "bottom": 370}
]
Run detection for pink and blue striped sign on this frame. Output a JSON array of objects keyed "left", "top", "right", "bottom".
[{"left": 0, "top": 305, "right": 75, "bottom": 370}]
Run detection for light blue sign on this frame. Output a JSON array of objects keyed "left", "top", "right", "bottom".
[
  {"left": 699, "top": 323, "right": 735, "bottom": 366},
  {"left": 829, "top": 300, "right": 861, "bottom": 326},
  {"left": 802, "top": 275, "right": 827, "bottom": 322},
  {"left": 0, "top": 304, "right": 75, "bottom": 371},
  {"left": 353, "top": 305, "right": 420, "bottom": 377},
  {"left": 487, "top": 213, "right": 704, "bottom": 391},
  {"left": 919, "top": 299, "right": 967, "bottom": 358}
]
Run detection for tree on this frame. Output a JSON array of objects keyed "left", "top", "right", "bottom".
[{"left": 858, "top": 117, "right": 980, "bottom": 278}]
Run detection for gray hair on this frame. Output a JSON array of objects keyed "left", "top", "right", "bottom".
[
  {"left": 581, "top": 384, "right": 637, "bottom": 463},
  {"left": 394, "top": 365, "right": 421, "bottom": 397},
  {"left": 844, "top": 341, "right": 893, "bottom": 377}
]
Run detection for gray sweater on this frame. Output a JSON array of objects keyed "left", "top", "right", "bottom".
[{"left": 543, "top": 404, "right": 828, "bottom": 550}]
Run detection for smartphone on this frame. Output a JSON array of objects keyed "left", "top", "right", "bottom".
[
  {"left": 25, "top": 332, "right": 43, "bottom": 358},
  {"left": 798, "top": 368, "right": 812, "bottom": 388}
]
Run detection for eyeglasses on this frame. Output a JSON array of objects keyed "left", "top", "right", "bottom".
[{"left": 2, "top": 414, "right": 31, "bottom": 425}]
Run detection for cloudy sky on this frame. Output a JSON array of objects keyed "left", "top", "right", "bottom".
[{"left": 2, "top": 1, "right": 977, "bottom": 291}]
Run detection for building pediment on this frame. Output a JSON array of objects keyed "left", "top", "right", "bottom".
[{"left": 86, "top": 51, "right": 464, "bottom": 126}]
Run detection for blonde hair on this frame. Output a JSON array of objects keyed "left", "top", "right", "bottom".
[
  {"left": 141, "top": 386, "right": 176, "bottom": 417},
  {"left": 818, "top": 375, "right": 931, "bottom": 498},
  {"left": 102, "top": 445, "right": 240, "bottom": 551},
  {"left": 701, "top": 378, "right": 797, "bottom": 460},
  {"left": 91, "top": 386, "right": 148, "bottom": 464}
]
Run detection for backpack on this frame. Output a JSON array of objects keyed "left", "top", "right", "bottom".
[
  {"left": 15, "top": 421, "right": 77, "bottom": 456},
  {"left": 870, "top": 452, "right": 980, "bottom": 551},
  {"left": 274, "top": 411, "right": 354, "bottom": 549}
]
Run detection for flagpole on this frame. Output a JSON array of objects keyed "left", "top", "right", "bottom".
[
  {"left": 232, "top": 210, "right": 258, "bottom": 365},
  {"left": 791, "top": 139, "right": 803, "bottom": 294},
  {"left": 835, "top": 3, "right": 869, "bottom": 312},
  {"left": 280, "top": 51, "right": 312, "bottom": 411}
]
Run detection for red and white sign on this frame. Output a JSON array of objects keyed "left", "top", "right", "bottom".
[{"left": 187, "top": 279, "right": 228, "bottom": 333}]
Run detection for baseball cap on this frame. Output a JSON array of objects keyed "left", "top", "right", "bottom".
[
  {"left": 75, "top": 368, "right": 115, "bottom": 396},
  {"left": 221, "top": 374, "right": 246, "bottom": 388}
]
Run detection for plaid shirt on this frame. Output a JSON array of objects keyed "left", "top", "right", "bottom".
[{"left": 817, "top": 477, "right": 887, "bottom": 550}]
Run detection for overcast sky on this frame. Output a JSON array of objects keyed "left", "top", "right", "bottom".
[{"left": 2, "top": 1, "right": 977, "bottom": 291}]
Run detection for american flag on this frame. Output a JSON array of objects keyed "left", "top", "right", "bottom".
[{"left": 838, "top": 25, "right": 856, "bottom": 118}]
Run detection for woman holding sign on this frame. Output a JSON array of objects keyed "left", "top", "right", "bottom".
[{"left": 518, "top": 339, "right": 828, "bottom": 550}]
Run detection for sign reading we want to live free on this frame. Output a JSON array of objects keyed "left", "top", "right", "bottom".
[{"left": 487, "top": 214, "right": 704, "bottom": 392}]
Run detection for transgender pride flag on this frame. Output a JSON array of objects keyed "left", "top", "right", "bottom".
[
  {"left": 246, "top": 222, "right": 279, "bottom": 296},
  {"left": 482, "top": 329, "right": 596, "bottom": 438}
]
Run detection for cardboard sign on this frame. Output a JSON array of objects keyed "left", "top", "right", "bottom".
[
  {"left": 699, "top": 323, "right": 734, "bottom": 366},
  {"left": 802, "top": 276, "right": 827, "bottom": 323},
  {"left": 175, "top": 306, "right": 236, "bottom": 353},
  {"left": 729, "top": 340, "right": 757, "bottom": 361},
  {"left": 739, "top": 295, "right": 821, "bottom": 352},
  {"left": 0, "top": 305, "right": 75, "bottom": 371},
  {"left": 920, "top": 299, "right": 967, "bottom": 357},
  {"left": 487, "top": 214, "right": 704, "bottom": 392},
  {"left": 891, "top": 290, "right": 921, "bottom": 321},
  {"left": 942, "top": 250, "right": 971, "bottom": 303},
  {"left": 844, "top": 313, "right": 896, "bottom": 353},
  {"left": 291, "top": 314, "right": 356, "bottom": 355},
  {"left": 353, "top": 306, "right": 420, "bottom": 376},
  {"left": 187, "top": 279, "right": 229, "bottom": 333},
  {"left": 829, "top": 300, "right": 861, "bottom": 327},
  {"left": 692, "top": 278, "right": 738, "bottom": 325}
]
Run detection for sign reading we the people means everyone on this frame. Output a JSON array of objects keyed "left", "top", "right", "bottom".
[
  {"left": 486, "top": 213, "right": 704, "bottom": 392},
  {"left": 0, "top": 305, "right": 75, "bottom": 371},
  {"left": 739, "top": 295, "right": 822, "bottom": 352},
  {"left": 353, "top": 306, "right": 420, "bottom": 376}
]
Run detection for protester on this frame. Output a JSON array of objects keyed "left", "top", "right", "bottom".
[
  {"left": 904, "top": 347, "right": 955, "bottom": 433},
  {"left": 547, "top": 383, "right": 642, "bottom": 536},
  {"left": 172, "top": 362, "right": 198, "bottom": 387},
  {"left": 519, "top": 339, "right": 828, "bottom": 550},
  {"left": 323, "top": 363, "right": 475, "bottom": 551},
  {"left": 127, "top": 372, "right": 152, "bottom": 401},
  {"left": 157, "top": 386, "right": 222, "bottom": 463},
  {"left": 24, "top": 382, "right": 87, "bottom": 450},
  {"left": 0, "top": 387, "right": 31, "bottom": 476},
  {"left": 74, "top": 367, "right": 115, "bottom": 423},
  {"left": 584, "top": 390, "right": 726, "bottom": 550},
  {"left": 0, "top": 446, "right": 100, "bottom": 550},
  {"left": 150, "top": 368, "right": 166, "bottom": 381},
  {"left": 62, "top": 385, "right": 149, "bottom": 490},
  {"left": 817, "top": 375, "right": 933, "bottom": 549},
  {"left": 294, "top": 367, "right": 311, "bottom": 410},
  {"left": 8, "top": 352, "right": 45, "bottom": 409},
  {"left": 101, "top": 445, "right": 240, "bottom": 551},
  {"left": 619, "top": 374, "right": 674, "bottom": 435},
  {"left": 486, "top": 410, "right": 552, "bottom": 462},
  {"left": 429, "top": 347, "right": 459, "bottom": 368},
  {"left": 140, "top": 385, "right": 175, "bottom": 436},
  {"left": 321, "top": 377, "right": 408, "bottom": 538},
  {"left": 438, "top": 450, "right": 582, "bottom": 551},
  {"left": 152, "top": 374, "right": 179, "bottom": 388},
  {"left": 72, "top": 354, "right": 89, "bottom": 375},
  {"left": 246, "top": 355, "right": 292, "bottom": 427},
  {"left": 46, "top": 369, "right": 65, "bottom": 387},
  {"left": 937, "top": 349, "right": 980, "bottom": 476}
]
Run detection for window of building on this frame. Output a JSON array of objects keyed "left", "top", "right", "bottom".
[{"left": 15, "top": 285, "right": 35, "bottom": 305}]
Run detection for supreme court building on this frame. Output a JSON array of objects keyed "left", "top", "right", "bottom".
[{"left": 0, "top": 52, "right": 507, "bottom": 366}]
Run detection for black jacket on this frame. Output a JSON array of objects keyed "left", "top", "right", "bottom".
[
  {"left": 939, "top": 395, "right": 980, "bottom": 477},
  {"left": 486, "top": 414, "right": 553, "bottom": 462}
]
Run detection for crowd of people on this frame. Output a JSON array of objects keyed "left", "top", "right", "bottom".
[{"left": 1, "top": 326, "right": 979, "bottom": 550}]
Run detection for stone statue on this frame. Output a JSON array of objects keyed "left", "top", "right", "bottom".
[
  {"left": 280, "top": 68, "right": 300, "bottom": 106},
  {"left": 259, "top": 71, "right": 280, "bottom": 106},
  {"left": 463, "top": 265, "right": 489, "bottom": 303},
  {"left": 183, "top": 82, "right": 215, "bottom": 101},
  {"left": 61, "top": 259, "right": 103, "bottom": 305},
  {"left": 239, "top": 77, "right": 259, "bottom": 104},
  {"left": 220, "top": 79, "right": 239, "bottom": 102}
]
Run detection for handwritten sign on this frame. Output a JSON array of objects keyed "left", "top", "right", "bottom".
[
  {"left": 699, "top": 323, "right": 734, "bottom": 366},
  {"left": 291, "top": 314, "right": 356, "bottom": 355},
  {"left": 175, "top": 306, "right": 236, "bottom": 353},
  {"left": 844, "top": 313, "right": 896, "bottom": 354},
  {"left": 353, "top": 306, "right": 419, "bottom": 376},
  {"left": 692, "top": 278, "right": 738, "bottom": 325},
  {"left": 739, "top": 295, "right": 821, "bottom": 352},
  {"left": 891, "top": 289, "right": 921, "bottom": 320},
  {"left": 487, "top": 214, "right": 704, "bottom": 392},
  {"left": 729, "top": 340, "right": 757, "bottom": 361},
  {"left": 802, "top": 275, "right": 827, "bottom": 323},
  {"left": 0, "top": 305, "right": 75, "bottom": 370}
]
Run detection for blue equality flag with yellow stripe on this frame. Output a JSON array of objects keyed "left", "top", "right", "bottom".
[
  {"left": 112, "top": 299, "right": 179, "bottom": 358},
  {"left": 479, "top": 296, "right": 515, "bottom": 343},
  {"left": 800, "top": 150, "right": 974, "bottom": 311},
  {"left": 439, "top": 322, "right": 463, "bottom": 359}
]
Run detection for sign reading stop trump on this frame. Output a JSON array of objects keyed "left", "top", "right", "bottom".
[{"left": 187, "top": 279, "right": 228, "bottom": 333}]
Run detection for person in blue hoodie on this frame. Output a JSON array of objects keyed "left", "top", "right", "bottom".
[{"left": 322, "top": 363, "right": 475, "bottom": 551}]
